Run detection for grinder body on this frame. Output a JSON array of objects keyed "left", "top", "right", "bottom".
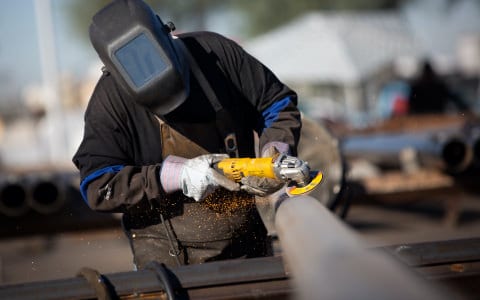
[{"left": 215, "top": 154, "right": 322, "bottom": 195}]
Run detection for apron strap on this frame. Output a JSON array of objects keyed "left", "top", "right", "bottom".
[{"left": 178, "top": 40, "right": 239, "bottom": 158}]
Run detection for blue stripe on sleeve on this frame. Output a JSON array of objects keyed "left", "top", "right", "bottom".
[
  {"left": 262, "top": 96, "right": 292, "bottom": 129},
  {"left": 80, "top": 165, "right": 125, "bottom": 203}
]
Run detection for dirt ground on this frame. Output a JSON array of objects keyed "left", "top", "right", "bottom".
[
  {"left": 0, "top": 190, "right": 479, "bottom": 286},
  {"left": 1, "top": 114, "right": 479, "bottom": 288},
  {"left": 348, "top": 193, "right": 480, "bottom": 246}
]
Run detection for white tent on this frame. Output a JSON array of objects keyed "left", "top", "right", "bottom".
[{"left": 243, "top": 11, "right": 421, "bottom": 85}]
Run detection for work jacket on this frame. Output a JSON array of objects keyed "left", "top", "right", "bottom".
[{"left": 73, "top": 31, "right": 301, "bottom": 268}]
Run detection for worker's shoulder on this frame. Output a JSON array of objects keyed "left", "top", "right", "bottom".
[
  {"left": 177, "top": 30, "right": 230, "bottom": 41},
  {"left": 177, "top": 31, "right": 238, "bottom": 49},
  {"left": 91, "top": 72, "right": 123, "bottom": 98},
  {"left": 86, "top": 72, "right": 129, "bottom": 111}
]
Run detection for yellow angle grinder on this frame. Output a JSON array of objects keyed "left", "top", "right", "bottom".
[{"left": 215, "top": 153, "right": 323, "bottom": 196}]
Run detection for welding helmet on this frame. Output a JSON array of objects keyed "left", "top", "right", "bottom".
[{"left": 89, "top": 0, "right": 189, "bottom": 115}]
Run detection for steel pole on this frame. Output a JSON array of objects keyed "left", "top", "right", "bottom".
[
  {"left": 341, "top": 131, "right": 473, "bottom": 173},
  {"left": 34, "top": 0, "right": 69, "bottom": 164},
  {"left": 274, "top": 195, "right": 453, "bottom": 300}
]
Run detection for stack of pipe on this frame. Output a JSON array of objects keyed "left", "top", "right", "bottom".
[
  {"left": 0, "top": 194, "right": 464, "bottom": 300},
  {"left": 0, "top": 174, "right": 68, "bottom": 217},
  {"left": 274, "top": 195, "right": 454, "bottom": 300}
]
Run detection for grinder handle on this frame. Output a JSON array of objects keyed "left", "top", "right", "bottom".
[{"left": 215, "top": 157, "right": 276, "bottom": 182}]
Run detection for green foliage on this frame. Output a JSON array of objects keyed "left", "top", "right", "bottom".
[
  {"left": 63, "top": 0, "right": 110, "bottom": 43},
  {"left": 64, "top": 0, "right": 224, "bottom": 43},
  {"left": 65, "top": 0, "right": 407, "bottom": 44}
]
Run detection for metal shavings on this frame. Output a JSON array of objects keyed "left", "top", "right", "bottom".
[{"left": 202, "top": 189, "right": 255, "bottom": 215}]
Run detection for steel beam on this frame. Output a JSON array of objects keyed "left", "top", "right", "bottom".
[
  {"left": 0, "top": 256, "right": 289, "bottom": 300},
  {"left": 1, "top": 237, "right": 480, "bottom": 299},
  {"left": 274, "top": 195, "right": 453, "bottom": 300}
]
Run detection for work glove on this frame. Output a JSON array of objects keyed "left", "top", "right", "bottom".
[
  {"left": 160, "top": 154, "right": 240, "bottom": 201},
  {"left": 240, "top": 142, "right": 289, "bottom": 197}
]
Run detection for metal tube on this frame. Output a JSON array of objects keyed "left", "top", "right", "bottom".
[
  {"left": 341, "top": 131, "right": 473, "bottom": 173},
  {"left": 297, "top": 116, "right": 345, "bottom": 208},
  {"left": 382, "top": 237, "right": 480, "bottom": 268},
  {"left": 274, "top": 195, "right": 452, "bottom": 300},
  {"left": 27, "top": 178, "right": 66, "bottom": 215},
  {"left": 0, "top": 256, "right": 289, "bottom": 300},
  {"left": 434, "top": 134, "right": 472, "bottom": 173},
  {"left": 34, "top": 0, "right": 70, "bottom": 163},
  {"left": 0, "top": 180, "right": 29, "bottom": 217},
  {"left": 0, "top": 238, "right": 478, "bottom": 299}
]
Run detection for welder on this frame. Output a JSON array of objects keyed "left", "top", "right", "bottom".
[{"left": 72, "top": 0, "right": 301, "bottom": 269}]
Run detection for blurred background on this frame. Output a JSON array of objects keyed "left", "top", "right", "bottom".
[{"left": 0, "top": 0, "right": 479, "bottom": 290}]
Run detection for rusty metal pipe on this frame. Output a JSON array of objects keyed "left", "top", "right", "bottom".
[
  {"left": 274, "top": 195, "right": 452, "bottom": 300},
  {"left": 0, "top": 173, "right": 70, "bottom": 217}
]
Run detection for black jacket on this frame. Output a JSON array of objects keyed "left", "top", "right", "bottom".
[{"left": 73, "top": 31, "right": 301, "bottom": 213}]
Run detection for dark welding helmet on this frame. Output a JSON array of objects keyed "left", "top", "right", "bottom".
[{"left": 89, "top": 0, "right": 189, "bottom": 115}]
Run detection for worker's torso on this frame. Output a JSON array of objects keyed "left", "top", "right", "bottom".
[{"left": 118, "top": 37, "right": 265, "bottom": 267}]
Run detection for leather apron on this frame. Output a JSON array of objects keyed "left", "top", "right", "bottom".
[{"left": 124, "top": 118, "right": 269, "bottom": 269}]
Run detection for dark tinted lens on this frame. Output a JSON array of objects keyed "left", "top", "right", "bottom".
[{"left": 115, "top": 33, "right": 168, "bottom": 88}]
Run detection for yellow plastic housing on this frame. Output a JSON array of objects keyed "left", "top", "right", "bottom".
[
  {"left": 216, "top": 157, "right": 276, "bottom": 182},
  {"left": 287, "top": 172, "right": 323, "bottom": 196}
]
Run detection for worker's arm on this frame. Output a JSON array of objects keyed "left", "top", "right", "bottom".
[
  {"left": 73, "top": 75, "right": 239, "bottom": 211},
  {"left": 72, "top": 76, "right": 165, "bottom": 212},
  {"left": 159, "top": 154, "right": 239, "bottom": 201},
  {"left": 207, "top": 33, "right": 301, "bottom": 156},
  {"left": 80, "top": 165, "right": 163, "bottom": 212},
  {"left": 202, "top": 33, "right": 301, "bottom": 195},
  {"left": 80, "top": 154, "right": 240, "bottom": 212}
]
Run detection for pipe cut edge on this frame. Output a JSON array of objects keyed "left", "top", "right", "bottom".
[{"left": 274, "top": 195, "right": 454, "bottom": 300}]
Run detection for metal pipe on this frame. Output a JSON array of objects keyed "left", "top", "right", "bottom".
[
  {"left": 431, "top": 133, "right": 473, "bottom": 173},
  {"left": 382, "top": 237, "right": 480, "bottom": 268},
  {"left": 34, "top": 0, "right": 70, "bottom": 163},
  {"left": 0, "top": 256, "right": 290, "bottom": 300},
  {"left": 27, "top": 177, "right": 66, "bottom": 215},
  {"left": 274, "top": 195, "right": 452, "bottom": 300},
  {"left": 297, "top": 116, "right": 345, "bottom": 208},
  {"left": 0, "top": 238, "right": 478, "bottom": 299},
  {"left": 341, "top": 131, "right": 473, "bottom": 173},
  {"left": 0, "top": 174, "right": 67, "bottom": 217},
  {"left": 0, "top": 179, "right": 29, "bottom": 217}
]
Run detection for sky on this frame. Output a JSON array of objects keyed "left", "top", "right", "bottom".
[
  {"left": 0, "top": 0, "right": 244, "bottom": 103},
  {"left": 0, "top": 0, "right": 478, "bottom": 103},
  {"left": 0, "top": 0, "right": 98, "bottom": 100},
  {"left": 0, "top": 0, "right": 243, "bottom": 165}
]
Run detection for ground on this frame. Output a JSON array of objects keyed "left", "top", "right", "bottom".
[
  {"left": 1, "top": 113, "right": 479, "bottom": 290},
  {"left": 0, "top": 189, "right": 479, "bottom": 285}
]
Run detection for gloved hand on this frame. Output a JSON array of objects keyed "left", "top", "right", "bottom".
[
  {"left": 240, "top": 142, "right": 290, "bottom": 197},
  {"left": 160, "top": 154, "right": 240, "bottom": 201},
  {"left": 240, "top": 176, "right": 285, "bottom": 197}
]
